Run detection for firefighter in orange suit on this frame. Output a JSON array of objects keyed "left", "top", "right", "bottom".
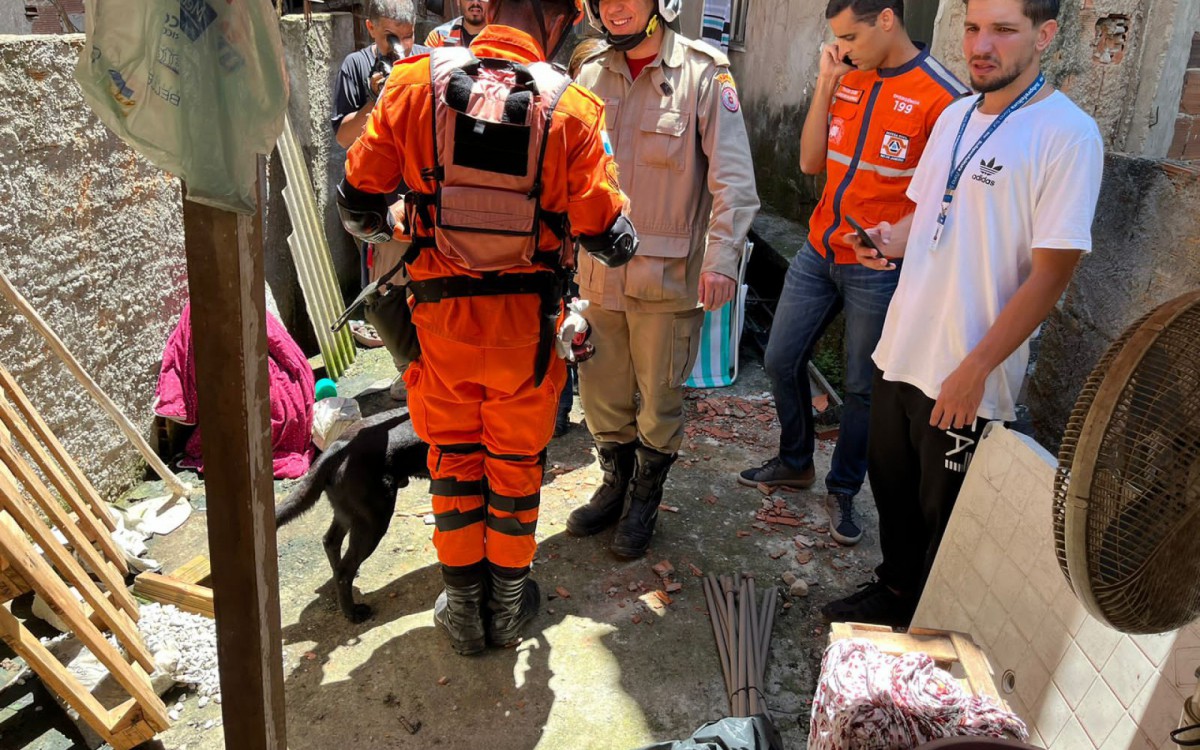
[{"left": 337, "top": 0, "right": 637, "bottom": 656}]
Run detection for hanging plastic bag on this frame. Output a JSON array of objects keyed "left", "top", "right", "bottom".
[{"left": 74, "top": 0, "right": 288, "bottom": 214}]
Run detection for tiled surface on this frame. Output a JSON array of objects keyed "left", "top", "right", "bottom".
[{"left": 912, "top": 425, "right": 1195, "bottom": 749}]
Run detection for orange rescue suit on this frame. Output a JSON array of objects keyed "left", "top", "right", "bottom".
[{"left": 345, "top": 25, "right": 625, "bottom": 571}]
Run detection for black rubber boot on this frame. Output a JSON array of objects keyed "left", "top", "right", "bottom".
[
  {"left": 433, "top": 563, "right": 487, "bottom": 656},
  {"left": 487, "top": 565, "right": 541, "bottom": 647},
  {"left": 610, "top": 446, "right": 676, "bottom": 560},
  {"left": 566, "top": 441, "right": 638, "bottom": 537}
]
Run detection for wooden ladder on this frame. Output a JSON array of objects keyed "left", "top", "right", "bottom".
[{"left": 0, "top": 364, "right": 170, "bottom": 749}]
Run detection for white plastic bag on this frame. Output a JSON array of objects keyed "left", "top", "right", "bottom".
[
  {"left": 312, "top": 397, "right": 362, "bottom": 452},
  {"left": 74, "top": 0, "right": 288, "bottom": 213}
]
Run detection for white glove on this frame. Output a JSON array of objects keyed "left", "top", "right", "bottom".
[{"left": 555, "top": 299, "right": 590, "bottom": 362}]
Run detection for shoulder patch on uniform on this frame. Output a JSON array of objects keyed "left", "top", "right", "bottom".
[
  {"left": 681, "top": 36, "right": 731, "bottom": 67},
  {"left": 720, "top": 84, "right": 740, "bottom": 113},
  {"left": 714, "top": 71, "right": 736, "bottom": 90}
]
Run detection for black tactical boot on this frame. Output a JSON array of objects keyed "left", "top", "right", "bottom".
[
  {"left": 487, "top": 565, "right": 541, "bottom": 647},
  {"left": 566, "top": 441, "right": 638, "bottom": 537},
  {"left": 610, "top": 446, "right": 676, "bottom": 560},
  {"left": 433, "top": 563, "right": 487, "bottom": 656}
]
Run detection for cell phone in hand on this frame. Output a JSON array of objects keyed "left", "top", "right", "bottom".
[
  {"left": 842, "top": 54, "right": 857, "bottom": 68},
  {"left": 845, "top": 215, "right": 882, "bottom": 258}
]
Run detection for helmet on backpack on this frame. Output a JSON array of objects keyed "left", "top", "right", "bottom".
[{"left": 584, "top": 0, "right": 682, "bottom": 50}]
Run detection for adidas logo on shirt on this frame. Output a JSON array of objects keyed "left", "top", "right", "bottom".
[{"left": 972, "top": 157, "right": 1004, "bottom": 186}]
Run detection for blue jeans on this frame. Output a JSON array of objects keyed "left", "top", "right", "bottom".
[{"left": 764, "top": 242, "right": 900, "bottom": 497}]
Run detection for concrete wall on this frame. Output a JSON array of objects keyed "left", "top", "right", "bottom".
[
  {"left": 1127, "top": 0, "right": 1199, "bottom": 158},
  {"left": 731, "top": 0, "right": 827, "bottom": 222},
  {"left": 0, "top": 5, "right": 32, "bottom": 35},
  {"left": 265, "top": 12, "right": 358, "bottom": 354},
  {"left": 0, "top": 35, "right": 188, "bottom": 499},
  {"left": 931, "top": 0, "right": 1200, "bottom": 159},
  {"left": 1027, "top": 156, "right": 1200, "bottom": 450}
]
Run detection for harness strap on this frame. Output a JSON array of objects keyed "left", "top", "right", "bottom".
[
  {"left": 408, "top": 272, "right": 559, "bottom": 303},
  {"left": 435, "top": 507, "right": 487, "bottom": 532},
  {"left": 486, "top": 490, "right": 540, "bottom": 513}
]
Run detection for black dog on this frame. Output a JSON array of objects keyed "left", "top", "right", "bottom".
[{"left": 276, "top": 409, "right": 429, "bottom": 622}]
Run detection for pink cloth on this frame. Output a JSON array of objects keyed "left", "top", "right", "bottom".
[
  {"left": 809, "top": 639, "right": 1028, "bottom": 750},
  {"left": 154, "top": 302, "right": 316, "bottom": 479}
]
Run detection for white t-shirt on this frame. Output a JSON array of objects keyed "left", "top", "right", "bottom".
[{"left": 872, "top": 90, "right": 1104, "bottom": 421}]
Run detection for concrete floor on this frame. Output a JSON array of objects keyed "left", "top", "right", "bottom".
[{"left": 1, "top": 346, "right": 884, "bottom": 750}]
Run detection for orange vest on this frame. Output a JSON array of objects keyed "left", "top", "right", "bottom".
[
  {"left": 427, "top": 46, "right": 572, "bottom": 271},
  {"left": 808, "top": 48, "right": 968, "bottom": 264},
  {"left": 345, "top": 26, "right": 625, "bottom": 348}
]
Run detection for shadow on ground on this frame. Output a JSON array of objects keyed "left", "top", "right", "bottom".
[{"left": 2, "top": 346, "right": 884, "bottom": 749}]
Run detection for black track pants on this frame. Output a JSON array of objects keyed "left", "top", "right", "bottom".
[{"left": 867, "top": 369, "right": 990, "bottom": 597}]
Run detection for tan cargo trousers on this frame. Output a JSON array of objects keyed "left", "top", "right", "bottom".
[{"left": 578, "top": 305, "right": 705, "bottom": 454}]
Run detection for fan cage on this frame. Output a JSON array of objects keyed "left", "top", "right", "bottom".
[{"left": 1052, "top": 291, "right": 1200, "bottom": 634}]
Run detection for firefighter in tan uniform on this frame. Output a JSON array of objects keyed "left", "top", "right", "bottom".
[{"left": 567, "top": 0, "right": 759, "bottom": 558}]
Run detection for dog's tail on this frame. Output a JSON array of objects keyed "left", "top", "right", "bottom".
[{"left": 275, "top": 445, "right": 342, "bottom": 528}]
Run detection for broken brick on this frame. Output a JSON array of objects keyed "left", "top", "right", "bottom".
[
  {"left": 632, "top": 614, "right": 642, "bottom": 624},
  {"left": 437, "top": 676, "right": 450, "bottom": 686},
  {"left": 665, "top": 582, "right": 683, "bottom": 593},
  {"left": 763, "top": 515, "right": 802, "bottom": 527},
  {"left": 796, "top": 551, "right": 814, "bottom": 565},
  {"left": 652, "top": 560, "right": 675, "bottom": 578},
  {"left": 736, "top": 530, "right": 752, "bottom": 538},
  {"left": 688, "top": 563, "right": 704, "bottom": 577},
  {"left": 555, "top": 586, "right": 572, "bottom": 599},
  {"left": 769, "top": 549, "right": 787, "bottom": 560}
]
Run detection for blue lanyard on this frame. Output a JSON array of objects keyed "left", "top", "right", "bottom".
[{"left": 931, "top": 73, "right": 1045, "bottom": 247}]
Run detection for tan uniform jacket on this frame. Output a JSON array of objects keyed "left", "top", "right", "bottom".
[{"left": 575, "top": 30, "right": 760, "bottom": 313}]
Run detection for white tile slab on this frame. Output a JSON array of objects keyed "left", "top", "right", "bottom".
[
  {"left": 1053, "top": 715, "right": 1097, "bottom": 750},
  {"left": 1103, "top": 637, "right": 1156, "bottom": 709},
  {"left": 1098, "top": 715, "right": 1143, "bottom": 750},
  {"left": 1054, "top": 642, "right": 1099, "bottom": 710},
  {"left": 1033, "top": 682, "right": 1074, "bottom": 747},
  {"left": 1076, "top": 678, "right": 1123, "bottom": 746}
]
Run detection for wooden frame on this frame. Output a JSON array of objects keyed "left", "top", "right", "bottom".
[
  {"left": 829, "top": 621, "right": 1006, "bottom": 706},
  {"left": 0, "top": 388, "right": 169, "bottom": 749}
]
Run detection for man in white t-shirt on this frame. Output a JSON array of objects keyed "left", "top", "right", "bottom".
[{"left": 822, "top": 0, "right": 1104, "bottom": 627}]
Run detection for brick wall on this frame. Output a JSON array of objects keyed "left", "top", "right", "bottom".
[
  {"left": 1168, "top": 33, "right": 1200, "bottom": 160},
  {"left": 25, "top": 0, "right": 84, "bottom": 35}
]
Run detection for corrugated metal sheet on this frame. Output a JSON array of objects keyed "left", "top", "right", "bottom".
[{"left": 276, "top": 112, "right": 356, "bottom": 379}]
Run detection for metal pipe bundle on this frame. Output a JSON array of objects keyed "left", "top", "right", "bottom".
[{"left": 703, "top": 573, "right": 777, "bottom": 720}]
